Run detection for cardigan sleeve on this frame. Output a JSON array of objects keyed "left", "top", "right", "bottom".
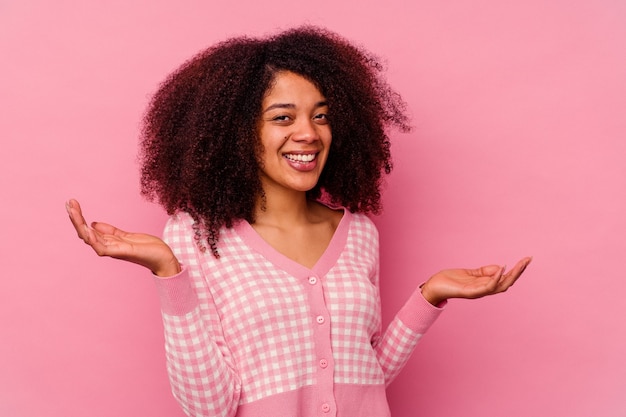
[
  {"left": 373, "top": 287, "right": 444, "bottom": 386},
  {"left": 153, "top": 214, "right": 242, "bottom": 417},
  {"left": 366, "top": 220, "right": 445, "bottom": 387}
]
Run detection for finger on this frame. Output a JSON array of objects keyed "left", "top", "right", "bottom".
[
  {"left": 83, "top": 225, "right": 118, "bottom": 256},
  {"left": 518, "top": 256, "right": 533, "bottom": 274},
  {"left": 84, "top": 223, "right": 106, "bottom": 246},
  {"left": 66, "top": 199, "right": 83, "bottom": 220},
  {"left": 66, "top": 199, "right": 90, "bottom": 240},
  {"left": 491, "top": 265, "right": 506, "bottom": 289},
  {"left": 466, "top": 273, "right": 502, "bottom": 298},
  {"left": 508, "top": 257, "right": 532, "bottom": 280},
  {"left": 65, "top": 199, "right": 80, "bottom": 223},
  {"left": 91, "top": 221, "right": 128, "bottom": 237},
  {"left": 466, "top": 264, "right": 501, "bottom": 278},
  {"left": 499, "top": 257, "right": 532, "bottom": 291}
]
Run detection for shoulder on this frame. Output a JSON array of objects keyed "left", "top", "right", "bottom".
[
  {"left": 349, "top": 211, "right": 379, "bottom": 237},
  {"left": 341, "top": 211, "right": 380, "bottom": 270},
  {"left": 343, "top": 211, "right": 380, "bottom": 260},
  {"left": 162, "top": 212, "right": 196, "bottom": 246}
]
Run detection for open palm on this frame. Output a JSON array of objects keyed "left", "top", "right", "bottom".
[
  {"left": 421, "top": 258, "right": 531, "bottom": 306},
  {"left": 66, "top": 199, "right": 180, "bottom": 277}
]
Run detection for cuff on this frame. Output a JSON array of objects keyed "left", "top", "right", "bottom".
[
  {"left": 152, "top": 266, "right": 198, "bottom": 316},
  {"left": 396, "top": 285, "right": 446, "bottom": 334}
]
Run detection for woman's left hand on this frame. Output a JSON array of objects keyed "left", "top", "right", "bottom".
[{"left": 420, "top": 257, "right": 532, "bottom": 306}]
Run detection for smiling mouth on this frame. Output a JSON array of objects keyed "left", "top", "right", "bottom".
[{"left": 283, "top": 153, "right": 317, "bottom": 163}]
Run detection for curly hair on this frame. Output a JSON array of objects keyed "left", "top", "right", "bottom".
[{"left": 139, "top": 26, "right": 410, "bottom": 256}]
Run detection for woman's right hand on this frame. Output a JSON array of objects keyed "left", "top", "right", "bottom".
[{"left": 66, "top": 199, "right": 181, "bottom": 277}]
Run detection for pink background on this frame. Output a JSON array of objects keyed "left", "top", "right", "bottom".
[{"left": 1, "top": 1, "right": 625, "bottom": 416}]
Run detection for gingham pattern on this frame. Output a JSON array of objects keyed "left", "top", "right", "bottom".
[
  {"left": 158, "top": 210, "right": 443, "bottom": 416},
  {"left": 374, "top": 321, "right": 424, "bottom": 384},
  {"left": 323, "top": 217, "right": 384, "bottom": 385}
]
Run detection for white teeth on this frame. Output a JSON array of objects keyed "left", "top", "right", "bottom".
[{"left": 285, "top": 153, "right": 315, "bottom": 162}]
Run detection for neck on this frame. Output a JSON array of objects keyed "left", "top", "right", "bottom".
[{"left": 254, "top": 184, "right": 313, "bottom": 227}]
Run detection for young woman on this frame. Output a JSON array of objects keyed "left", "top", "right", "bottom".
[{"left": 67, "top": 26, "right": 531, "bottom": 417}]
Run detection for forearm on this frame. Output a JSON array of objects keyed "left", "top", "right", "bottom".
[
  {"left": 162, "top": 307, "right": 241, "bottom": 417},
  {"left": 155, "top": 272, "right": 241, "bottom": 416},
  {"left": 375, "top": 287, "right": 445, "bottom": 385}
]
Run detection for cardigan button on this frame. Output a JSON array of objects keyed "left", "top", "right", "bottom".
[
  {"left": 308, "top": 276, "right": 317, "bottom": 285},
  {"left": 316, "top": 315, "right": 325, "bottom": 324},
  {"left": 319, "top": 359, "right": 328, "bottom": 368},
  {"left": 322, "top": 403, "right": 330, "bottom": 413}
]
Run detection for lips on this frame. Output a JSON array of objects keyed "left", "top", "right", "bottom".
[
  {"left": 283, "top": 152, "right": 319, "bottom": 171},
  {"left": 283, "top": 153, "right": 317, "bottom": 163}
]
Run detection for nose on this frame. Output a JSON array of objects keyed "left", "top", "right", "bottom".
[{"left": 291, "top": 119, "right": 320, "bottom": 143}]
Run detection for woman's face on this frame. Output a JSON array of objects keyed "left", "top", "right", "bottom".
[{"left": 257, "top": 71, "right": 332, "bottom": 195}]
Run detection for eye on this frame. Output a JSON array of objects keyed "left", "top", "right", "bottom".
[
  {"left": 313, "top": 113, "right": 329, "bottom": 124},
  {"left": 271, "top": 115, "right": 292, "bottom": 123}
]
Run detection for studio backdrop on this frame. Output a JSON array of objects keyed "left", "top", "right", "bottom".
[{"left": 1, "top": 1, "right": 625, "bottom": 416}]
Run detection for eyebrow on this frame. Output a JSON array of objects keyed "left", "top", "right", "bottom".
[{"left": 263, "top": 101, "right": 328, "bottom": 113}]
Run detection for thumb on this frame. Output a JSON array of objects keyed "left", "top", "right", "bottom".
[
  {"left": 91, "top": 221, "right": 125, "bottom": 236},
  {"left": 474, "top": 264, "right": 504, "bottom": 277}
]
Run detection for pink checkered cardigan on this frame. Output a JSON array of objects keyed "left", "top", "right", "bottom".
[{"left": 153, "top": 209, "right": 444, "bottom": 417}]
